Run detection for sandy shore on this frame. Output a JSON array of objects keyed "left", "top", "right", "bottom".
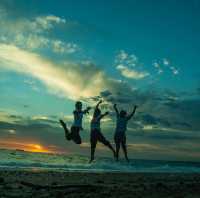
[{"left": 0, "top": 170, "right": 200, "bottom": 198}]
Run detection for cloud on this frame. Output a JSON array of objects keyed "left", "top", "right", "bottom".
[
  {"left": 153, "top": 62, "right": 163, "bottom": 74},
  {"left": 52, "top": 40, "right": 79, "bottom": 54},
  {"left": 24, "top": 78, "right": 40, "bottom": 92},
  {"left": 115, "top": 50, "right": 149, "bottom": 80},
  {"left": 115, "top": 50, "right": 137, "bottom": 67},
  {"left": 116, "top": 64, "right": 149, "bottom": 79},
  {"left": 13, "top": 33, "right": 49, "bottom": 50},
  {"left": 0, "top": 109, "right": 200, "bottom": 161},
  {"left": 153, "top": 58, "right": 179, "bottom": 76},
  {"left": 163, "top": 58, "right": 170, "bottom": 66},
  {"left": 0, "top": 44, "right": 96, "bottom": 100},
  {"left": 0, "top": 44, "right": 136, "bottom": 102},
  {"left": 34, "top": 15, "right": 66, "bottom": 31},
  {"left": 0, "top": 8, "right": 79, "bottom": 54},
  {"left": 170, "top": 66, "right": 179, "bottom": 75}
]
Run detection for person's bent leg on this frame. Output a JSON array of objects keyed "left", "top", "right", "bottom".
[
  {"left": 71, "top": 127, "right": 82, "bottom": 144},
  {"left": 99, "top": 132, "right": 116, "bottom": 159},
  {"left": 59, "top": 119, "right": 71, "bottom": 140}
]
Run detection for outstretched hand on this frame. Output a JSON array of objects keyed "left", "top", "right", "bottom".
[
  {"left": 87, "top": 106, "right": 92, "bottom": 111},
  {"left": 134, "top": 105, "right": 138, "bottom": 109},
  {"left": 105, "top": 111, "right": 109, "bottom": 115},
  {"left": 86, "top": 106, "right": 92, "bottom": 113},
  {"left": 114, "top": 103, "right": 117, "bottom": 108}
]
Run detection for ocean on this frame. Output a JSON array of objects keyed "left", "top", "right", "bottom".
[{"left": 0, "top": 149, "right": 200, "bottom": 173}]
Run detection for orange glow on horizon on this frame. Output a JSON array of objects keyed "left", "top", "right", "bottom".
[
  {"left": 0, "top": 140, "right": 56, "bottom": 153},
  {"left": 26, "top": 143, "right": 49, "bottom": 153}
]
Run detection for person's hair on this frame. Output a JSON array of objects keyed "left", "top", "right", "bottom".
[
  {"left": 120, "top": 110, "right": 127, "bottom": 117},
  {"left": 75, "top": 101, "right": 82, "bottom": 109},
  {"left": 93, "top": 108, "right": 101, "bottom": 118}
]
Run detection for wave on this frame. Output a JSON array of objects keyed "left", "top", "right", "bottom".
[{"left": 0, "top": 149, "right": 200, "bottom": 173}]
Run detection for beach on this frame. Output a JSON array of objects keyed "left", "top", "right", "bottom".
[{"left": 0, "top": 170, "right": 200, "bottom": 198}]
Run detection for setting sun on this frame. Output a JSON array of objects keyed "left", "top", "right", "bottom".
[
  {"left": 28, "top": 144, "right": 49, "bottom": 153},
  {"left": 0, "top": 140, "right": 52, "bottom": 153},
  {"left": 32, "top": 144, "right": 42, "bottom": 150}
]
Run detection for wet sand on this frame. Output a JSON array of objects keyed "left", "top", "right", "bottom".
[{"left": 0, "top": 170, "right": 200, "bottom": 198}]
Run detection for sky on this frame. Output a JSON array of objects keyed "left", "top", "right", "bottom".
[{"left": 0, "top": 0, "right": 200, "bottom": 161}]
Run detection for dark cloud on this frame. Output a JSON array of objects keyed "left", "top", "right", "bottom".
[
  {"left": 174, "top": 122, "right": 192, "bottom": 128},
  {"left": 89, "top": 83, "right": 200, "bottom": 132},
  {"left": 100, "top": 90, "right": 112, "bottom": 98},
  {"left": 141, "top": 114, "right": 157, "bottom": 125},
  {"left": 164, "top": 102, "right": 181, "bottom": 109},
  {"left": 9, "top": 115, "right": 24, "bottom": 120},
  {"left": 145, "top": 132, "right": 198, "bottom": 141}
]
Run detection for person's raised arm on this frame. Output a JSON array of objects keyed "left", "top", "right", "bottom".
[
  {"left": 99, "top": 111, "right": 109, "bottom": 120},
  {"left": 83, "top": 106, "right": 92, "bottom": 114},
  {"left": 113, "top": 104, "right": 119, "bottom": 116},
  {"left": 127, "top": 105, "right": 138, "bottom": 120},
  {"left": 95, "top": 100, "right": 103, "bottom": 110}
]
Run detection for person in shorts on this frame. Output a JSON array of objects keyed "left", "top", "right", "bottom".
[
  {"left": 59, "top": 101, "right": 91, "bottom": 144},
  {"left": 90, "top": 100, "right": 116, "bottom": 163},
  {"left": 113, "top": 104, "right": 137, "bottom": 162}
]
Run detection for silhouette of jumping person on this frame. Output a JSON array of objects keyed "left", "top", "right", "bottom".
[
  {"left": 113, "top": 104, "right": 137, "bottom": 162},
  {"left": 90, "top": 100, "right": 116, "bottom": 163},
  {"left": 59, "top": 101, "right": 91, "bottom": 144}
]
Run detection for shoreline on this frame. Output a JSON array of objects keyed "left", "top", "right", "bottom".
[{"left": 0, "top": 170, "right": 200, "bottom": 197}]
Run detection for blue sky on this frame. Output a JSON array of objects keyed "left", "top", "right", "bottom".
[{"left": 0, "top": 0, "right": 200, "bottom": 161}]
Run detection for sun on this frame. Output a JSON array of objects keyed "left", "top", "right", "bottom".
[
  {"left": 33, "top": 144, "right": 42, "bottom": 150},
  {"left": 28, "top": 143, "right": 48, "bottom": 153}
]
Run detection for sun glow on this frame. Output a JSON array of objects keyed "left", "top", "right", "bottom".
[
  {"left": 0, "top": 140, "right": 52, "bottom": 153},
  {"left": 28, "top": 144, "right": 48, "bottom": 153}
]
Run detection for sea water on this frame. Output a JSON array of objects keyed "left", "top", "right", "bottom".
[{"left": 0, "top": 149, "right": 200, "bottom": 173}]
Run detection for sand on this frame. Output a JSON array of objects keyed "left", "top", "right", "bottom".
[{"left": 0, "top": 170, "right": 200, "bottom": 198}]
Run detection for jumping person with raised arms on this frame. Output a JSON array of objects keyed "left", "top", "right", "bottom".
[
  {"left": 59, "top": 101, "right": 91, "bottom": 144},
  {"left": 113, "top": 104, "right": 137, "bottom": 162},
  {"left": 90, "top": 100, "right": 116, "bottom": 163}
]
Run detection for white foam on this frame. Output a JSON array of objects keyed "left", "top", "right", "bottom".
[{"left": 0, "top": 149, "right": 200, "bottom": 173}]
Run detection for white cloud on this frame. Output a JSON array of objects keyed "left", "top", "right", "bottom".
[
  {"left": 35, "top": 15, "right": 66, "bottom": 31},
  {"left": 153, "top": 62, "right": 160, "bottom": 68},
  {"left": 115, "top": 50, "right": 149, "bottom": 80},
  {"left": 115, "top": 50, "right": 138, "bottom": 67},
  {"left": 163, "top": 58, "right": 170, "bottom": 66},
  {"left": 0, "top": 10, "right": 79, "bottom": 54},
  {"left": 116, "top": 50, "right": 128, "bottom": 61},
  {"left": 32, "top": 116, "right": 50, "bottom": 120},
  {"left": 14, "top": 33, "right": 49, "bottom": 49},
  {"left": 153, "top": 59, "right": 179, "bottom": 76},
  {"left": 0, "top": 111, "right": 22, "bottom": 124},
  {"left": 143, "top": 125, "right": 154, "bottom": 130},
  {"left": 52, "top": 40, "right": 79, "bottom": 54},
  {"left": 0, "top": 44, "right": 91, "bottom": 99},
  {"left": 8, "top": 129, "right": 16, "bottom": 134},
  {"left": 153, "top": 61, "right": 163, "bottom": 75},
  {"left": 170, "top": 66, "right": 179, "bottom": 75},
  {"left": 24, "top": 79, "right": 40, "bottom": 92},
  {"left": 116, "top": 64, "right": 149, "bottom": 79},
  {"left": 0, "top": 44, "right": 128, "bottom": 101}
]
